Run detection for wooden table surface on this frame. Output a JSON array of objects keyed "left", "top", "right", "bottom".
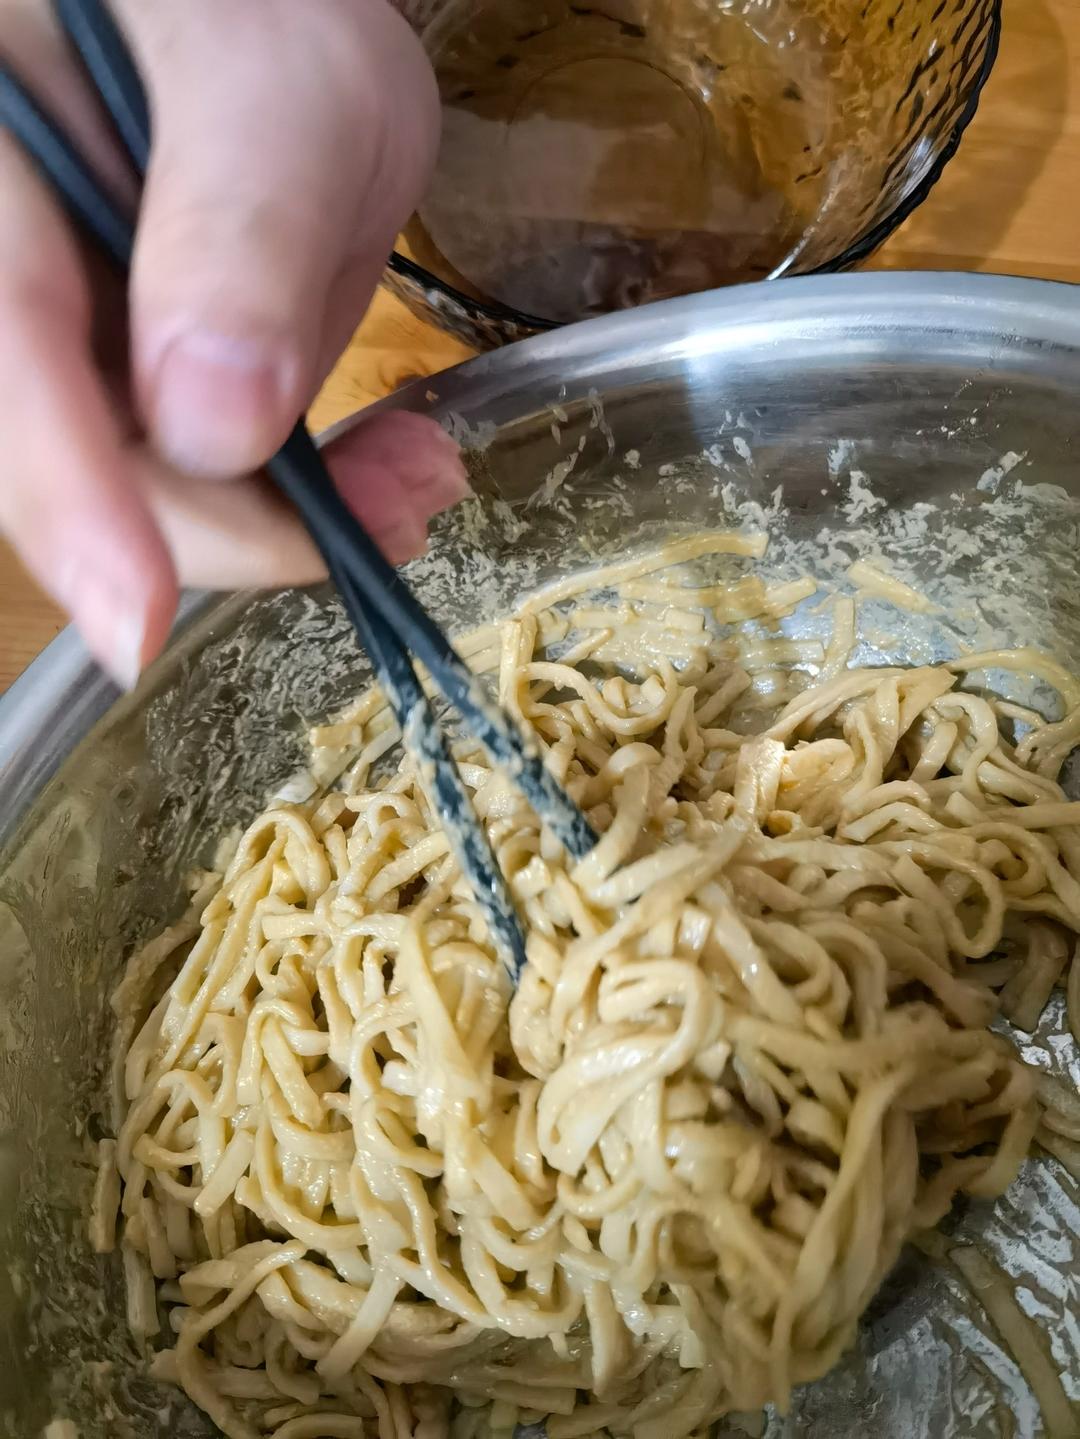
[{"left": 0, "top": 0, "right": 1075, "bottom": 691}]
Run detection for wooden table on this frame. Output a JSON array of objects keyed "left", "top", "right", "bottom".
[{"left": 0, "top": 0, "right": 1075, "bottom": 691}]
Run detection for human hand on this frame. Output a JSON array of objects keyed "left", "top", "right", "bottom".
[{"left": 0, "top": 0, "right": 464, "bottom": 687}]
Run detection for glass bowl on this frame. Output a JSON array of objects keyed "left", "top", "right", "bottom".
[{"left": 384, "top": 0, "right": 1001, "bottom": 348}]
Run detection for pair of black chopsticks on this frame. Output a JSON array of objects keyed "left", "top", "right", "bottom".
[{"left": 0, "top": 0, "right": 596, "bottom": 974}]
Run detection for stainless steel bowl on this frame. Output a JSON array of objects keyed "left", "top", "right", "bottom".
[{"left": 2, "top": 273, "right": 1079, "bottom": 1438}]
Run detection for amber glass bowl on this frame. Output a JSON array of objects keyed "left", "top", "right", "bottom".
[{"left": 384, "top": 0, "right": 1000, "bottom": 348}]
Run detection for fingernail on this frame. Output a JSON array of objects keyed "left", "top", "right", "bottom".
[
  {"left": 399, "top": 448, "right": 471, "bottom": 515},
  {"left": 427, "top": 422, "right": 462, "bottom": 458},
  {"left": 149, "top": 330, "right": 297, "bottom": 477},
  {"left": 382, "top": 515, "right": 429, "bottom": 565},
  {"left": 426, "top": 453, "right": 472, "bottom": 513},
  {"left": 57, "top": 565, "right": 147, "bottom": 691},
  {"left": 428, "top": 427, "right": 472, "bottom": 497},
  {"left": 106, "top": 606, "right": 149, "bottom": 691}
]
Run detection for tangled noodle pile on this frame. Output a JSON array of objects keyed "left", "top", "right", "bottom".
[{"left": 94, "top": 534, "right": 1080, "bottom": 1439}]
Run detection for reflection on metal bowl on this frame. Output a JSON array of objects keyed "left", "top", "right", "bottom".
[{"left": 0, "top": 273, "right": 1077, "bottom": 1437}]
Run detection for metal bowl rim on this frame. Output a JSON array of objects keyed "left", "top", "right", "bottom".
[{"left": 0, "top": 266, "right": 1075, "bottom": 851}]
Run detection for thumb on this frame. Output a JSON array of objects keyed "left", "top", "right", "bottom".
[{"left": 119, "top": 0, "right": 439, "bottom": 479}]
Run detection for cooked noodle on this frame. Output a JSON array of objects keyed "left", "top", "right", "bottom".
[
  {"left": 96, "top": 534, "right": 1080, "bottom": 1439},
  {"left": 949, "top": 1246, "right": 1074, "bottom": 1439}
]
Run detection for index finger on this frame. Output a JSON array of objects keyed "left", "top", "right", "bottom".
[{"left": 0, "top": 136, "right": 177, "bottom": 686}]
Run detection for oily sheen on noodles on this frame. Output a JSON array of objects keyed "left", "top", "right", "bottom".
[{"left": 96, "top": 533, "right": 1080, "bottom": 1439}]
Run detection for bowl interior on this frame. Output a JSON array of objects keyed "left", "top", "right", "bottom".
[
  {"left": 394, "top": 0, "right": 999, "bottom": 330},
  {"left": 0, "top": 276, "right": 1077, "bottom": 1437}
]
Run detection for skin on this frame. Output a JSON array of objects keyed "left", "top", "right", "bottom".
[{"left": 0, "top": 0, "right": 466, "bottom": 687}]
